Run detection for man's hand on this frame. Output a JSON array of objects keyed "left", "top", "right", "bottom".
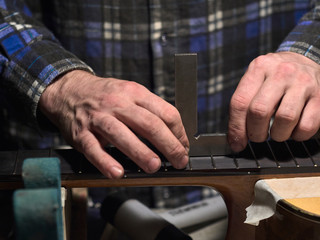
[
  {"left": 228, "top": 52, "right": 320, "bottom": 152},
  {"left": 39, "top": 70, "right": 189, "bottom": 178}
]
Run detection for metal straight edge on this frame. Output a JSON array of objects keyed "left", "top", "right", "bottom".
[{"left": 174, "top": 53, "right": 232, "bottom": 156}]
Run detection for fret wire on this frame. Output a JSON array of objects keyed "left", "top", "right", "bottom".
[
  {"left": 284, "top": 141, "right": 299, "bottom": 167},
  {"left": 78, "top": 153, "right": 83, "bottom": 174},
  {"left": 210, "top": 155, "right": 216, "bottom": 170},
  {"left": 188, "top": 157, "right": 192, "bottom": 170},
  {"left": 266, "top": 141, "right": 280, "bottom": 168},
  {"left": 301, "top": 141, "right": 317, "bottom": 167},
  {"left": 163, "top": 160, "right": 168, "bottom": 172},
  {"left": 233, "top": 154, "right": 239, "bottom": 169},
  {"left": 12, "top": 150, "right": 19, "bottom": 175},
  {"left": 187, "top": 157, "right": 192, "bottom": 171},
  {"left": 248, "top": 142, "right": 260, "bottom": 168}
]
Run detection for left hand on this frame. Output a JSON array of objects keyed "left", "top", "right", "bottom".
[{"left": 228, "top": 52, "right": 320, "bottom": 152}]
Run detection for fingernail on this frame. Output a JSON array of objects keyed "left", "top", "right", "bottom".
[
  {"left": 111, "top": 166, "right": 124, "bottom": 178},
  {"left": 147, "top": 157, "right": 160, "bottom": 173}
]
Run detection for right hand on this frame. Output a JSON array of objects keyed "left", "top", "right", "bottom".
[
  {"left": 228, "top": 52, "right": 320, "bottom": 152},
  {"left": 39, "top": 70, "right": 189, "bottom": 179}
]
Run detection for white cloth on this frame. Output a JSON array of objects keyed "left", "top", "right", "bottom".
[{"left": 245, "top": 176, "right": 320, "bottom": 226}]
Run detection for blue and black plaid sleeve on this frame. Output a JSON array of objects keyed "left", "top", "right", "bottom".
[
  {"left": 0, "top": 1, "right": 93, "bottom": 127},
  {"left": 278, "top": 2, "right": 320, "bottom": 64}
]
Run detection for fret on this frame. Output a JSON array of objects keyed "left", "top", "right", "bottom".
[
  {"left": 248, "top": 142, "right": 261, "bottom": 168},
  {"left": 161, "top": 160, "right": 167, "bottom": 171},
  {"left": 268, "top": 141, "right": 296, "bottom": 168},
  {"left": 160, "top": 159, "right": 175, "bottom": 172},
  {"left": 303, "top": 139, "right": 320, "bottom": 166},
  {"left": 301, "top": 141, "right": 317, "bottom": 167},
  {"left": 286, "top": 141, "right": 315, "bottom": 167},
  {"left": 188, "top": 156, "right": 213, "bottom": 170},
  {"left": 234, "top": 144, "right": 259, "bottom": 169},
  {"left": 12, "top": 150, "right": 19, "bottom": 175},
  {"left": 186, "top": 157, "right": 192, "bottom": 170},
  {"left": 284, "top": 141, "right": 299, "bottom": 167},
  {"left": 211, "top": 155, "right": 216, "bottom": 170},
  {"left": 233, "top": 155, "right": 239, "bottom": 169},
  {"left": 213, "top": 155, "right": 238, "bottom": 169},
  {"left": 0, "top": 151, "right": 17, "bottom": 176},
  {"left": 211, "top": 155, "right": 216, "bottom": 169},
  {"left": 250, "top": 142, "right": 278, "bottom": 168},
  {"left": 266, "top": 141, "right": 280, "bottom": 168}
]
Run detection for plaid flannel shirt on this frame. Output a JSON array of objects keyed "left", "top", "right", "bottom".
[{"left": 0, "top": 0, "right": 318, "bottom": 149}]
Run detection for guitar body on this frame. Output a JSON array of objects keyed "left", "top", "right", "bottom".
[
  {"left": 256, "top": 198, "right": 320, "bottom": 240},
  {"left": 74, "top": 172, "right": 319, "bottom": 240}
]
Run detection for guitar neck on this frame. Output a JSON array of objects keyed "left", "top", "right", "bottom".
[{"left": 1, "top": 138, "right": 320, "bottom": 188}]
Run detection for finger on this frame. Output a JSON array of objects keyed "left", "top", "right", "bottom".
[
  {"left": 92, "top": 114, "right": 162, "bottom": 173},
  {"left": 270, "top": 87, "right": 306, "bottom": 142},
  {"left": 228, "top": 59, "right": 266, "bottom": 151},
  {"left": 246, "top": 75, "right": 286, "bottom": 142},
  {"left": 75, "top": 131, "right": 124, "bottom": 179},
  {"left": 291, "top": 96, "right": 320, "bottom": 141},
  {"left": 136, "top": 92, "right": 189, "bottom": 150},
  {"left": 116, "top": 104, "right": 189, "bottom": 169}
]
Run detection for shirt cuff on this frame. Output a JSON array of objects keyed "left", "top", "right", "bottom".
[
  {"left": 277, "top": 19, "right": 320, "bottom": 65},
  {"left": 3, "top": 39, "right": 94, "bottom": 130}
]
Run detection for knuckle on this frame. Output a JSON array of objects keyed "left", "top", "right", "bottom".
[
  {"left": 143, "top": 117, "right": 162, "bottom": 137},
  {"left": 167, "top": 142, "right": 185, "bottom": 159},
  {"left": 228, "top": 123, "right": 243, "bottom": 133},
  {"left": 101, "top": 118, "right": 118, "bottom": 134},
  {"left": 121, "top": 81, "right": 143, "bottom": 94},
  {"left": 276, "top": 62, "right": 296, "bottom": 75},
  {"left": 249, "top": 101, "right": 269, "bottom": 120},
  {"left": 270, "top": 128, "right": 289, "bottom": 142},
  {"left": 296, "top": 121, "right": 317, "bottom": 137},
  {"left": 162, "top": 107, "right": 180, "bottom": 126},
  {"left": 251, "top": 54, "right": 269, "bottom": 68},
  {"left": 297, "top": 72, "right": 314, "bottom": 86},
  {"left": 270, "top": 133, "right": 282, "bottom": 142},
  {"left": 230, "top": 94, "right": 249, "bottom": 113},
  {"left": 275, "top": 108, "right": 298, "bottom": 124},
  {"left": 70, "top": 119, "right": 87, "bottom": 142},
  {"left": 101, "top": 94, "right": 124, "bottom": 109},
  {"left": 93, "top": 115, "right": 118, "bottom": 136}
]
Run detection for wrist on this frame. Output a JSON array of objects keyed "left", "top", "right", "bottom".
[{"left": 38, "top": 70, "right": 93, "bottom": 123}]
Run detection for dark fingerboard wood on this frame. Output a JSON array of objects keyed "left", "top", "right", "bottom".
[{"left": 0, "top": 139, "right": 319, "bottom": 184}]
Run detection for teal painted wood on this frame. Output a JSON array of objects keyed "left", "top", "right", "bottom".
[
  {"left": 22, "top": 157, "right": 61, "bottom": 189},
  {"left": 14, "top": 157, "right": 63, "bottom": 240}
]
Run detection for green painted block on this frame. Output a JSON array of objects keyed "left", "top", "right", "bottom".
[
  {"left": 13, "top": 188, "right": 63, "bottom": 240},
  {"left": 22, "top": 157, "right": 61, "bottom": 189},
  {"left": 14, "top": 157, "right": 64, "bottom": 240}
]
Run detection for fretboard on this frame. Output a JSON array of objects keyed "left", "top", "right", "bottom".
[{"left": 1, "top": 138, "right": 320, "bottom": 184}]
